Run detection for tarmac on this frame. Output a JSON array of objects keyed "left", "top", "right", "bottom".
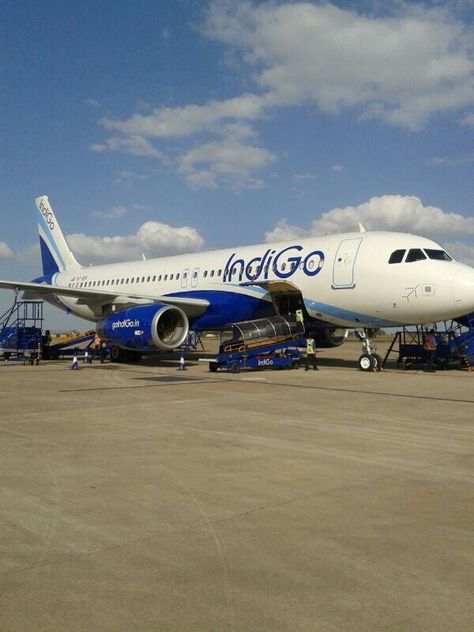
[{"left": 1, "top": 340, "right": 473, "bottom": 631}]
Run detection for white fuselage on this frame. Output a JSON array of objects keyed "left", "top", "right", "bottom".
[{"left": 50, "top": 231, "right": 474, "bottom": 329}]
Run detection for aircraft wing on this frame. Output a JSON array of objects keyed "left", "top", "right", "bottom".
[{"left": 0, "top": 279, "right": 209, "bottom": 317}]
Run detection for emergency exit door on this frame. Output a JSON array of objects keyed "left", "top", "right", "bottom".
[{"left": 332, "top": 238, "right": 362, "bottom": 289}]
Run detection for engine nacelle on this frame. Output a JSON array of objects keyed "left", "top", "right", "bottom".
[
  {"left": 312, "top": 327, "right": 349, "bottom": 348},
  {"left": 97, "top": 303, "right": 189, "bottom": 352}
]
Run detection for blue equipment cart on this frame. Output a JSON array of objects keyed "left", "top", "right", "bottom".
[{"left": 209, "top": 315, "right": 306, "bottom": 373}]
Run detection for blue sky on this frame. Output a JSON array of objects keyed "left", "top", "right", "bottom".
[{"left": 1, "top": 0, "right": 474, "bottom": 329}]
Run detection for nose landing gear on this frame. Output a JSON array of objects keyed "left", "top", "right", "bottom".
[{"left": 355, "top": 329, "right": 383, "bottom": 372}]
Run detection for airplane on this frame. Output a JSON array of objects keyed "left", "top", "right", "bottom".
[{"left": 2, "top": 195, "right": 474, "bottom": 370}]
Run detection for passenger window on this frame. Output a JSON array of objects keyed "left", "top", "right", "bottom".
[
  {"left": 164, "top": 274, "right": 168, "bottom": 281},
  {"left": 176, "top": 273, "right": 180, "bottom": 280},
  {"left": 406, "top": 249, "right": 426, "bottom": 263},
  {"left": 152, "top": 275, "right": 156, "bottom": 282},
  {"left": 210, "top": 270, "right": 214, "bottom": 277},
  {"left": 203, "top": 270, "right": 208, "bottom": 277},
  {"left": 170, "top": 274, "right": 174, "bottom": 280},
  {"left": 424, "top": 249, "right": 452, "bottom": 261},
  {"left": 217, "top": 269, "right": 222, "bottom": 276}
]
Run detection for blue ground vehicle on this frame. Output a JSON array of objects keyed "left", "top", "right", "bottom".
[
  {"left": 0, "top": 300, "right": 44, "bottom": 361},
  {"left": 383, "top": 313, "right": 474, "bottom": 370},
  {"left": 209, "top": 315, "right": 306, "bottom": 372}
]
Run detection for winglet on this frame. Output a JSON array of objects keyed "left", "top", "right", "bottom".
[{"left": 35, "top": 196, "right": 81, "bottom": 276}]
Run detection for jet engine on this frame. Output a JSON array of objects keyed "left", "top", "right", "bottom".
[
  {"left": 312, "top": 327, "right": 348, "bottom": 348},
  {"left": 97, "top": 303, "right": 189, "bottom": 352}
]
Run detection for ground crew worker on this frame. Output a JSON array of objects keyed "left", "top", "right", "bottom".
[
  {"left": 93, "top": 333, "right": 101, "bottom": 361},
  {"left": 423, "top": 328, "right": 437, "bottom": 372},
  {"left": 305, "top": 336, "right": 318, "bottom": 371},
  {"left": 71, "top": 350, "right": 80, "bottom": 370}
]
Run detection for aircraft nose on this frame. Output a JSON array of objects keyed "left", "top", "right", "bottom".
[{"left": 452, "top": 268, "right": 474, "bottom": 309}]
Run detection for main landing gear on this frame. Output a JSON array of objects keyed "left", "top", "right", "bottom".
[{"left": 354, "top": 329, "right": 383, "bottom": 372}]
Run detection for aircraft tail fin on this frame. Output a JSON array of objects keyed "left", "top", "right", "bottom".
[{"left": 35, "top": 195, "right": 81, "bottom": 276}]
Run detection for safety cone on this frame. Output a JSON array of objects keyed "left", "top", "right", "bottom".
[
  {"left": 71, "top": 354, "right": 80, "bottom": 370},
  {"left": 177, "top": 354, "right": 187, "bottom": 371}
]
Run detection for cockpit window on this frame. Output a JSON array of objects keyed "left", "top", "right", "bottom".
[
  {"left": 405, "top": 248, "right": 427, "bottom": 263},
  {"left": 424, "top": 249, "right": 452, "bottom": 261},
  {"left": 388, "top": 249, "right": 406, "bottom": 264}
]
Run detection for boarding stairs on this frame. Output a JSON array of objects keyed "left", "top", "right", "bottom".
[{"left": 0, "top": 299, "right": 44, "bottom": 361}]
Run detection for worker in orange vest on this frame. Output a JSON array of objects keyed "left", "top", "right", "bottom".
[{"left": 93, "top": 334, "right": 101, "bottom": 361}]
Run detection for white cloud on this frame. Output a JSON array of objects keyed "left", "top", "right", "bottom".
[
  {"left": 91, "top": 2, "right": 474, "bottom": 188},
  {"left": 204, "top": 1, "right": 474, "bottom": 130},
  {"left": 0, "top": 242, "right": 13, "bottom": 259},
  {"left": 462, "top": 111, "right": 474, "bottom": 126},
  {"left": 66, "top": 221, "right": 204, "bottom": 264},
  {"left": 443, "top": 241, "right": 474, "bottom": 267},
  {"left": 178, "top": 140, "right": 276, "bottom": 189},
  {"left": 265, "top": 195, "right": 474, "bottom": 241},
  {"left": 425, "top": 154, "right": 474, "bottom": 166},
  {"left": 293, "top": 173, "right": 317, "bottom": 182},
  {"left": 101, "top": 93, "right": 270, "bottom": 139},
  {"left": 84, "top": 98, "right": 101, "bottom": 108},
  {"left": 90, "top": 206, "right": 127, "bottom": 220},
  {"left": 264, "top": 219, "right": 307, "bottom": 242},
  {"left": 90, "top": 135, "right": 161, "bottom": 157}
]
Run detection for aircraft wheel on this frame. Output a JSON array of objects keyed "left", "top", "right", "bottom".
[
  {"left": 372, "top": 353, "right": 384, "bottom": 372},
  {"left": 124, "top": 350, "right": 142, "bottom": 363},
  {"left": 110, "top": 345, "right": 124, "bottom": 363},
  {"left": 358, "top": 353, "right": 375, "bottom": 372},
  {"left": 209, "top": 362, "right": 218, "bottom": 372}
]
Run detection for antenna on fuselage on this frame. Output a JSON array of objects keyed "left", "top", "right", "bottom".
[{"left": 358, "top": 222, "right": 366, "bottom": 233}]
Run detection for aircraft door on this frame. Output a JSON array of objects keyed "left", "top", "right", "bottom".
[
  {"left": 181, "top": 268, "right": 189, "bottom": 288},
  {"left": 273, "top": 292, "right": 305, "bottom": 316},
  {"left": 332, "top": 238, "right": 363, "bottom": 289},
  {"left": 191, "top": 267, "right": 200, "bottom": 288}
]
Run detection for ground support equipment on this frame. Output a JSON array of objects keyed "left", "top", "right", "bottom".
[
  {"left": 0, "top": 299, "right": 44, "bottom": 362},
  {"left": 209, "top": 314, "right": 306, "bottom": 373},
  {"left": 209, "top": 336, "right": 305, "bottom": 373},
  {"left": 383, "top": 312, "right": 474, "bottom": 370}
]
